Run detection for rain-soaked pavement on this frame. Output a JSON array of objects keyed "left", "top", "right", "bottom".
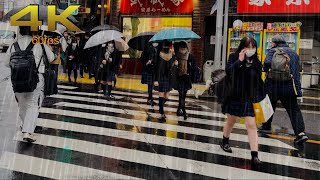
[{"left": 0, "top": 78, "right": 320, "bottom": 179}]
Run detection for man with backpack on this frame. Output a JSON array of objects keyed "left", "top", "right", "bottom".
[
  {"left": 4, "top": 26, "right": 54, "bottom": 143},
  {"left": 259, "top": 35, "right": 308, "bottom": 143}
]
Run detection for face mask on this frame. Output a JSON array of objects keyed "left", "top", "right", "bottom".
[
  {"left": 152, "top": 43, "right": 158, "bottom": 47},
  {"left": 107, "top": 45, "right": 114, "bottom": 53},
  {"left": 246, "top": 48, "right": 256, "bottom": 57},
  {"left": 72, "top": 43, "right": 77, "bottom": 48}
]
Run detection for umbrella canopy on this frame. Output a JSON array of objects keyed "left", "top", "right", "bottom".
[
  {"left": 115, "top": 38, "right": 129, "bottom": 52},
  {"left": 74, "top": 31, "right": 86, "bottom": 36},
  {"left": 40, "top": 24, "right": 66, "bottom": 37},
  {"left": 128, "top": 32, "right": 156, "bottom": 51},
  {"left": 90, "top": 24, "right": 120, "bottom": 33},
  {"left": 149, "top": 28, "right": 200, "bottom": 42},
  {"left": 84, "top": 30, "right": 124, "bottom": 49},
  {"left": 2, "top": 6, "right": 78, "bottom": 23}
]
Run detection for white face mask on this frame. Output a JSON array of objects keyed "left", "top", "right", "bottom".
[
  {"left": 152, "top": 43, "right": 158, "bottom": 47},
  {"left": 246, "top": 48, "right": 256, "bottom": 58},
  {"left": 72, "top": 43, "right": 77, "bottom": 49},
  {"left": 107, "top": 44, "right": 114, "bottom": 53}
]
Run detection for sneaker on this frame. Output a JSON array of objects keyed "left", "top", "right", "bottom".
[
  {"left": 109, "top": 95, "right": 115, "bottom": 99},
  {"left": 294, "top": 133, "right": 309, "bottom": 144},
  {"left": 23, "top": 133, "right": 36, "bottom": 143},
  {"left": 147, "top": 100, "right": 154, "bottom": 106},
  {"left": 160, "top": 114, "right": 166, "bottom": 120},
  {"left": 251, "top": 157, "right": 262, "bottom": 167},
  {"left": 176, "top": 109, "right": 184, "bottom": 116},
  {"left": 258, "top": 123, "right": 272, "bottom": 132},
  {"left": 219, "top": 141, "right": 232, "bottom": 153},
  {"left": 183, "top": 113, "right": 188, "bottom": 120}
]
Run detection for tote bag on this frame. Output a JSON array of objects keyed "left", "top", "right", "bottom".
[
  {"left": 41, "top": 45, "right": 58, "bottom": 96},
  {"left": 253, "top": 95, "right": 274, "bottom": 124}
]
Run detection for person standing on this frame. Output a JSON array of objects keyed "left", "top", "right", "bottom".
[
  {"left": 259, "top": 35, "right": 308, "bottom": 143},
  {"left": 4, "top": 26, "right": 54, "bottom": 142},
  {"left": 140, "top": 42, "right": 158, "bottom": 106},
  {"left": 154, "top": 40, "right": 175, "bottom": 120},
  {"left": 67, "top": 39, "right": 79, "bottom": 85},
  {"left": 60, "top": 31, "right": 71, "bottom": 73},
  {"left": 172, "top": 41, "right": 197, "bottom": 120},
  {"left": 100, "top": 41, "right": 121, "bottom": 99},
  {"left": 220, "top": 37, "right": 264, "bottom": 166},
  {"left": 50, "top": 43, "right": 61, "bottom": 87}
]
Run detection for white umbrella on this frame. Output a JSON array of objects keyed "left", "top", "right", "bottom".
[
  {"left": 84, "top": 30, "right": 124, "bottom": 49},
  {"left": 40, "top": 23, "right": 67, "bottom": 35},
  {"left": 114, "top": 38, "right": 129, "bottom": 52}
]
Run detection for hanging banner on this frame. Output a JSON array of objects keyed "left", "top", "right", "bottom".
[
  {"left": 237, "top": 0, "right": 320, "bottom": 13},
  {"left": 120, "top": 0, "right": 193, "bottom": 14}
]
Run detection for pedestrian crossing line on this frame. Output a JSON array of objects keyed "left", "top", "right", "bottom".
[
  {"left": 34, "top": 118, "right": 320, "bottom": 172},
  {"left": 57, "top": 85, "right": 78, "bottom": 90},
  {"left": 0, "top": 152, "right": 143, "bottom": 180},
  {"left": 12, "top": 131, "right": 301, "bottom": 180},
  {"left": 57, "top": 90, "right": 208, "bottom": 112},
  {"left": 46, "top": 103, "right": 296, "bottom": 150},
  {"left": 268, "top": 134, "right": 320, "bottom": 145},
  {"left": 51, "top": 94, "right": 227, "bottom": 121}
]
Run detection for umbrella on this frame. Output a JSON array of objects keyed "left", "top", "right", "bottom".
[
  {"left": 84, "top": 30, "right": 124, "bottom": 49},
  {"left": 2, "top": 6, "right": 78, "bottom": 23},
  {"left": 114, "top": 38, "right": 129, "bottom": 52},
  {"left": 128, "top": 32, "right": 156, "bottom": 51},
  {"left": 149, "top": 28, "right": 200, "bottom": 42},
  {"left": 74, "top": 31, "right": 86, "bottom": 36},
  {"left": 40, "top": 23, "right": 67, "bottom": 37},
  {"left": 90, "top": 24, "right": 120, "bottom": 33}
]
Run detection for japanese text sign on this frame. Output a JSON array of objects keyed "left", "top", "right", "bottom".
[
  {"left": 242, "top": 22, "right": 264, "bottom": 31},
  {"left": 266, "top": 22, "right": 301, "bottom": 32},
  {"left": 120, "top": 0, "right": 193, "bottom": 14},
  {"left": 238, "top": 0, "right": 320, "bottom": 13}
]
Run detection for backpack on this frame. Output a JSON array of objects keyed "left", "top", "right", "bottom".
[
  {"left": 9, "top": 42, "right": 40, "bottom": 93},
  {"left": 268, "top": 48, "right": 292, "bottom": 81},
  {"left": 208, "top": 69, "right": 231, "bottom": 103}
]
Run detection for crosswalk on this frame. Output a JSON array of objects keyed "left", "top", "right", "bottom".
[{"left": 0, "top": 84, "right": 319, "bottom": 179}]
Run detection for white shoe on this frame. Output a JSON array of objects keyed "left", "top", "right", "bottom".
[{"left": 23, "top": 133, "right": 36, "bottom": 143}]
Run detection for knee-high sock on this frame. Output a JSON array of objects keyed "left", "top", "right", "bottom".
[
  {"left": 148, "top": 85, "right": 153, "bottom": 100},
  {"left": 74, "top": 69, "right": 78, "bottom": 82},
  {"left": 159, "top": 97, "right": 164, "bottom": 114},
  {"left": 181, "top": 92, "right": 187, "bottom": 112},
  {"left": 107, "top": 85, "right": 112, "bottom": 96},
  {"left": 101, "top": 84, "right": 106, "bottom": 95}
]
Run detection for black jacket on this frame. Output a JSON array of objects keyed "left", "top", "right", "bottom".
[
  {"left": 140, "top": 46, "right": 158, "bottom": 73},
  {"left": 226, "top": 53, "right": 264, "bottom": 103},
  {"left": 154, "top": 53, "right": 175, "bottom": 81}
]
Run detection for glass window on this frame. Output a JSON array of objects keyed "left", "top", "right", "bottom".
[{"left": 122, "top": 17, "right": 192, "bottom": 58}]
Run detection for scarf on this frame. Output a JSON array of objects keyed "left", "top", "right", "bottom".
[
  {"left": 177, "top": 51, "right": 190, "bottom": 76},
  {"left": 160, "top": 51, "right": 173, "bottom": 61}
]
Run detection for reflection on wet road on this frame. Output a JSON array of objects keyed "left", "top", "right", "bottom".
[{"left": 0, "top": 84, "right": 319, "bottom": 179}]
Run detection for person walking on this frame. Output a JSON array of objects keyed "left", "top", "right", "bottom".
[
  {"left": 79, "top": 33, "right": 91, "bottom": 78},
  {"left": 100, "top": 41, "right": 121, "bottom": 99},
  {"left": 4, "top": 26, "right": 54, "bottom": 142},
  {"left": 220, "top": 37, "right": 264, "bottom": 166},
  {"left": 67, "top": 39, "right": 79, "bottom": 85},
  {"left": 60, "top": 31, "right": 71, "bottom": 73},
  {"left": 50, "top": 43, "right": 61, "bottom": 87},
  {"left": 154, "top": 40, "right": 175, "bottom": 120},
  {"left": 140, "top": 42, "right": 158, "bottom": 106},
  {"left": 172, "top": 41, "right": 198, "bottom": 120},
  {"left": 259, "top": 35, "right": 308, "bottom": 143}
]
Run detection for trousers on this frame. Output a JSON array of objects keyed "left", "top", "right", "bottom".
[{"left": 15, "top": 74, "right": 45, "bottom": 133}]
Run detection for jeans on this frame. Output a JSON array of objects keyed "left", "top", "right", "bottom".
[{"left": 264, "top": 95, "right": 305, "bottom": 135}]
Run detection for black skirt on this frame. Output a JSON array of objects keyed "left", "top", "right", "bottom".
[
  {"left": 154, "top": 75, "right": 171, "bottom": 92},
  {"left": 99, "top": 69, "right": 116, "bottom": 82},
  {"left": 174, "top": 75, "right": 192, "bottom": 92},
  {"left": 222, "top": 100, "right": 255, "bottom": 117},
  {"left": 141, "top": 70, "right": 154, "bottom": 85}
]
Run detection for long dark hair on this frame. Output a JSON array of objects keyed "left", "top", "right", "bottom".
[{"left": 236, "top": 37, "right": 259, "bottom": 61}]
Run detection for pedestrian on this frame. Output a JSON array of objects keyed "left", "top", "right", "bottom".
[
  {"left": 172, "top": 41, "right": 198, "bottom": 120},
  {"left": 79, "top": 33, "right": 91, "bottom": 78},
  {"left": 154, "top": 40, "right": 175, "bottom": 120},
  {"left": 50, "top": 43, "right": 61, "bottom": 86},
  {"left": 113, "top": 51, "right": 123, "bottom": 88},
  {"left": 100, "top": 41, "right": 121, "bottom": 99},
  {"left": 67, "top": 38, "right": 79, "bottom": 85},
  {"left": 4, "top": 26, "right": 54, "bottom": 142},
  {"left": 60, "top": 31, "right": 71, "bottom": 73},
  {"left": 220, "top": 37, "right": 264, "bottom": 166},
  {"left": 140, "top": 42, "right": 158, "bottom": 106},
  {"left": 259, "top": 35, "right": 308, "bottom": 143}
]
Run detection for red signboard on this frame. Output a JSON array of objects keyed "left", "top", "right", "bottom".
[
  {"left": 237, "top": 0, "right": 320, "bottom": 14},
  {"left": 120, "top": 0, "right": 193, "bottom": 14}
]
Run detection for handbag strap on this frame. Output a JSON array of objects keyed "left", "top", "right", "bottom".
[{"left": 41, "top": 44, "right": 50, "bottom": 69}]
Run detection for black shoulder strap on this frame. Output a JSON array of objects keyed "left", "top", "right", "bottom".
[
  {"left": 26, "top": 42, "right": 35, "bottom": 51},
  {"left": 13, "top": 42, "right": 21, "bottom": 52},
  {"left": 40, "top": 44, "right": 50, "bottom": 69}
]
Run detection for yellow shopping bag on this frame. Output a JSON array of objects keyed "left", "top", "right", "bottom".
[{"left": 253, "top": 95, "right": 274, "bottom": 125}]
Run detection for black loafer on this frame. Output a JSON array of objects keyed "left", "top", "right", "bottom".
[
  {"left": 251, "top": 157, "right": 262, "bottom": 167},
  {"left": 220, "top": 141, "right": 232, "bottom": 153},
  {"left": 176, "top": 109, "right": 184, "bottom": 116}
]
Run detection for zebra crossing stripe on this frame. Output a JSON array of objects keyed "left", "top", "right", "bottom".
[
  {"left": 57, "top": 85, "right": 78, "bottom": 90},
  {"left": 0, "top": 152, "right": 143, "bottom": 180},
  {"left": 34, "top": 118, "right": 320, "bottom": 172},
  {"left": 50, "top": 102, "right": 296, "bottom": 150},
  {"left": 12, "top": 131, "right": 300, "bottom": 180}
]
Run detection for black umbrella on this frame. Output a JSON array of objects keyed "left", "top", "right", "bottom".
[
  {"left": 2, "top": 6, "right": 78, "bottom": 23},
  {"left": 128, "top": 32, "right": 156, "bottom": 51},
  {"left": 90, "top": 24, "right": 120, "bottom": 33}
]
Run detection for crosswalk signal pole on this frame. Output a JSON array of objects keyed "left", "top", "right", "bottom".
[{"left": 214, "top": 0, "right": 225, "bottom": 71}]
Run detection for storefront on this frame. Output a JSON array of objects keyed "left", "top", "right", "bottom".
[{"left": 116, "top": 0, "right": 194, "bottom": 75}]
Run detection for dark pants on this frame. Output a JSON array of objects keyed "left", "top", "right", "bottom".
[
  {"left": 264, "top": 95, "right": 305, "bottom": 135},
  {"left": 79, "top": 64, "right": 85, "bottom": 77},
  {"left": 178, "top": 91, "right": 187, "bottom": 113},
  {"left": 50, "top": 64, "right": 59, "bottom": 82}
]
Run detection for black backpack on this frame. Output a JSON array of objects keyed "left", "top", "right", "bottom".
[
  {"left": 9, "top": 42, "right": 40, "bottom": 93},
  {"left": 208, "top": 69, "right": 231, "bottom": 104}
]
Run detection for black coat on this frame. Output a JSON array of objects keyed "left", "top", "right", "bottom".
[
  {"left": 66, "top": 46, "right": 79, "bottom": 69},
  {"left": 225, "top": 53, "right": 264, "bottom": 103},
  {"left": 172, "top": 54, "right": 198, "bottom": 92}
]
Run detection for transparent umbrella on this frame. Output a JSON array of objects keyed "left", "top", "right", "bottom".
[{"left": 84, "top": 30, "right": 124, "bottom": 49}]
